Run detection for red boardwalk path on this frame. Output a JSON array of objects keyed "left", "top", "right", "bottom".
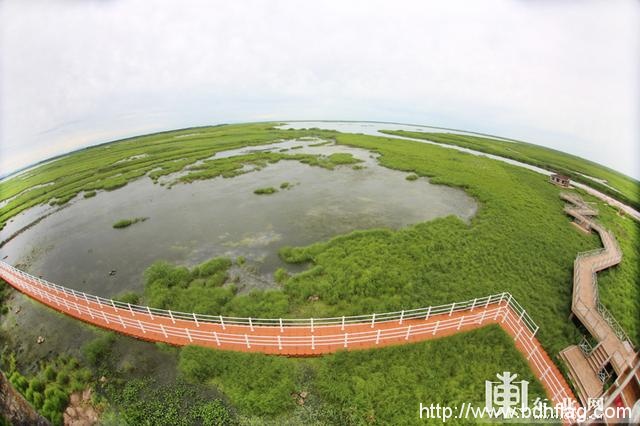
[{"left": 0, "top": 261, "right": 576, "bottom": 408}]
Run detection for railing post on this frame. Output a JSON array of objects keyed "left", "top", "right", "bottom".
[
  {"left": 102, "top": 311, "right": 109, "bottom": 324},
  {"left": 527, "top": 346, "right": 536, "bottom": 360},
  {"left": 485, "top": 296, "right": 491, "bottom": 309},
  {"left": 514, "top": 327, "right": 522, "bottom": 342},
  {"left": 449, "top": 303, "right": 455, "bottom": 316},
  {"left": 343, "top": 333, "right": 348, "bottom": 348},
  {"left": 120, "top": 316, "right": 126, "bottom": 329},
  {"left": 219, "top": 315, "right": 225, "bottom": 330},
  {"left": 371, "top": 313, "right": 376, "bottom": 328},
  {"left": 530, "top": 325, "right": 539, "bottom": 340},
  {"left": 405, "top": 325, "right": 412, "bottom": 340},
  {"left": 433, "top": 320, "right": 440, "bottom": 335},
  {"left": 168, "top": 310, "right": 175, "bottom": 324},
  {"left": 138, "top": 320, "right": 145, "bottom": 334},
  {"left": 147, "top": 306, "right": 154, "bottom": 320},
  {"left": 341, "top": 316, "right": 345, "bottom": 331},
  {"left": 399, "top": 310, "right": 404, "bottom": 325},
  {"left": 249, "top": 317, "right": 254, "bottom": 332},
  {"left": 425, "top": 306, "right": 431, "bottom": 321},
  {"left": 277, "top": 334, "right": 282, "bottom": 350},
  {"left": 376, "top": 329, "right": 381, "bottom": 345},
  {"left": 310, "top": 318, "right": 314, "bottom": 333},
  {"left": 279, "top": 318, "right": 283, "bottom": 333},
  {"left": 245, "top": 334, "right": 251, "bottom": 349},
  {"left": 193, "top": 313, "right": 199, "bottom": 327},
  {"left": 471, "top": 298, "right": 477, "bottom": 311},
  {"left": 161, "top": 324, "right": 167, "bottom": 338},
  {"left": 457, "top": 316, "right": 463, "bottom": 330},
  {"left": 312, "top": 334, "right": 315, "bottom": 351},
  {"left": 111, "top": 300, "right": 118, "bottom": 312},
  {"left": 214, "top": 331, "right": 221, "bottom": 346},
  {"left": 186, "top": 328, "right": 192, "bottom": 342},
  {"left": 128, "top": 303, "right": 135, "bottom": 317}
]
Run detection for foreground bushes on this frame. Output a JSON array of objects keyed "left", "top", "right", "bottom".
[{"left": 3, "top": 353, "right": 92, "bottom": 426}]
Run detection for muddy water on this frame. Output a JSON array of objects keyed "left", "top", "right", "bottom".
[{"left": 0, "top": 139, "right": 476, "bottom": 298}]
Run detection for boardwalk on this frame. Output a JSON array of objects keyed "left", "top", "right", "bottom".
[
  {"left": 558, "top": 192, "right": 638, "bottom": 410},
  {"left": 0, "top": 261, "right": 576, "bottom": 408}
]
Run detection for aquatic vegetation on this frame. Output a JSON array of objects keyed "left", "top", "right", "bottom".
[
  {"left": 280, "top": 181, "right": 291, "bottom": 189},
  {"left": 83, "top": 190, "right": 96, "bottom": 198},
  {"left": 103, "top": 378, "right": 233, "bottom": 425},
  {"left": 178, "top": 326, "right": 545, "bottom": 422},
  {"left": 112, "top": 217, "right": 148, "bottom": 229},
  {"left": 405, "top": 173, "right": 418, "bottom": 181},
  {"left": 253, "top": 187, "right": 278, "bottom": 195}
]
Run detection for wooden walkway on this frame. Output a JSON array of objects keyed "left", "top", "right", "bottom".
[
  {"left": 0, "top": 261, "right": 576, "bottom": 408},
  {"left": 559, "top": 192, "right": 637, "bottom": 409}
]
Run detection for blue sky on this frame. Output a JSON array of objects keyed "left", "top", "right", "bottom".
[{"left": 1, "top": 0, "right": 639, "bottom": 179}]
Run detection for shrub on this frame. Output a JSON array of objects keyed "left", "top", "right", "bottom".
[{"left": 405, "top": 173, "right": 418, "bottom": 181}]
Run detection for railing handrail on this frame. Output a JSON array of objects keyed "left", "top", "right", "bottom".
[
  {"left": 0, "top": 260, "right": 577, "bottom": 407},
  {"left": 0, "top": 261, "right": 538, "bottom": 333}
]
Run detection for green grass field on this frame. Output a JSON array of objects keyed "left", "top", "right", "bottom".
[{"left": 381, "top": 130, "right": 640, "bottom": 211}]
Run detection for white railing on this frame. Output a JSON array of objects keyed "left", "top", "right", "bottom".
[
  {"left": 0, "top": 260, "right": 577, "bottom": 406},
  {"left": 564, "top": 195, "right": 635, "bottom": 350},
  {"left": 0, "top": 260, "right": 532, "bottom": 332}
]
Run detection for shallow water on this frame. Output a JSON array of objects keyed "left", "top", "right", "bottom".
[{"left": 0, "top": 139, "right": 477, "bottom": 298}]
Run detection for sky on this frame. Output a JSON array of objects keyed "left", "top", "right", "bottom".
[{"left": 1, "top": 0, "right": 639, "bottom": 179}]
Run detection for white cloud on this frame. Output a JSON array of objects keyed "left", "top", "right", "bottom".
[{"left": 1, "top": 0, "right": 638, "bottom": 178}]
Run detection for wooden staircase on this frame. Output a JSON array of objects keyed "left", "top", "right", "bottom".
[
  {"left": 560, "top": 345, "right": 603, "bottom": 406},
  {"left": 587, "top": 343, "right": 611, "bottom": 376}
]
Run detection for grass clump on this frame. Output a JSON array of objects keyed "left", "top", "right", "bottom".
[
  {"left": 280, "top": 181, "right": 291, "bottom": 190},
  {"left": 405, "top": 173, "right": 418, "bottom": 181},
  {"left": 112, "top": 217, "right": 148, "bottom": 229},
  {"left": 83, "top": 190, "right": 96, "bottom": 198},
  {"left": 253, "top": 187, "right": 278, "bottom": 195}
]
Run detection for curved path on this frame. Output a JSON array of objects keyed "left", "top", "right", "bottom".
[
  {"left": 559, "top": 192, "right": 638, "bottom": 409},
  {"left": 0, "top": 261, "right": 575, "bottom": 407}
]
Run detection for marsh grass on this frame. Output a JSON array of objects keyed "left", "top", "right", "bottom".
[
  {"left": 112, "top": 217, "right": 148, "bottom": 229},
  {"left": 254, "top": 187, "right": 278, "bottom": 195},
  {"left": 405, "top": 173, "right": 418, "bottom": 181},
  {"left": 383, "top": 130, "right": 640, "bottom": 210}
]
